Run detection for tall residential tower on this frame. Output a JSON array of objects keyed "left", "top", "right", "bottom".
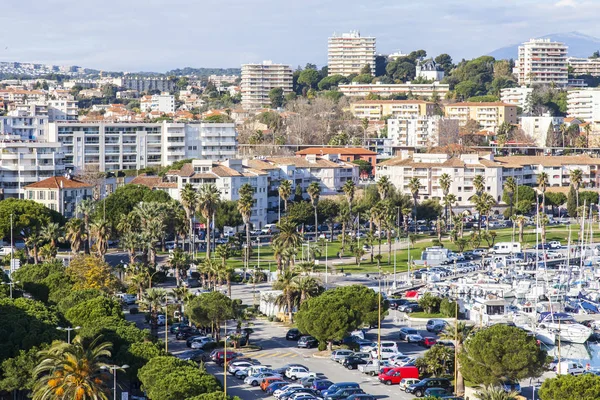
[
  {"left": 241, "top": 61, "right": 293, "bottom": 110},
  {"left": 327, "top": 31, "right": 376, "bottom": 76},
  {"left": 515, "top": 39, "right": 568, "bottom": 86}
]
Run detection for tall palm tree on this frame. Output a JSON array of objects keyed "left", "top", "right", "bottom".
[
  {"left": 307, "top": 182, "right": 321, "bottom": 241},
  {"left": 475, "top": 385, "right": 521, "bottom": 400},
  {"left": 337, "top": 202, "right": 351, "bottom": 253},
  {"left": 238, "top": 184, "right": 254, "bottom": 270},
  {"left": 135, "top": 202, "right": 166, "bottom": 265},
  {"left": 559, "top": 123, "right": 569, "bottom": 148},
  {"left": 570, "top": 168, "right": 583, "bottom": 220},
  {"left": 278, "top": 180, "right": 292, "bottom": 218},
  {"left": 25, "top": 231, "right": 42, "bottom": 264},
  {"left": 33, "top": 335, "right": 111, "bottom": 400},
  {"left": 120, "top": 231, "right": 141, "bottom": 265},
  {"left": 41, "top": 222, "right": 63, "bottom": 249},
  {"left": 408, "top": 177, "right": 421, "bottom": 234},
  {"left": 473, "top": 174, "right": 485, "bottom": 196},
  {"left": 537, "top": 171, "right": 549, "bottom": 213},
  {"left": 273, "top": 219, "right": 303, "bottom": 250},
  {"left": 443, "top": 194, "right": 457, "bottom": 224},
  {"left": 342, "top": 180, "right": 356, "bottom": 234},
  {"left": 439, "top": 173, "right": 452, "bottom": 225},
  {"left": 65, "top": 218, "right": 86, "bottom": 254},
  {"left": 370, "top": 202, "right": 386, "bottom": 258},
  {"left": 440, "top": 322, "right": 476, "bottom": 396},
  {"left": 180, "top": 183, "right": 198, "bottom": 254},
  {"left": 294, "top": 275, "right": 323, "bottom": 304},
  {"left": 503, "top": 177, "right": 518, "bottom": 217},
  {"left": 76, "top": 199, "right": 95, "bottom": 254},
  {"left": 273, "top": 270, "right": 299, "bottom": 322},
  {"left": 197, "top": 184, "right": 221, "bottom": 259},
  {"left": 514, "top": 215, "right": 526, "bottom": 243},
  {"left": 168, "top": 248, "right": 191, "bottom": 285},
  {"left": 215, "top": 244, "right": 234, "bottom": 296},
  {"left": 271, "top": 241, "right": 285, "bottom": 274},
  {"left": 90, "top": 219, "right": 110, "bottom": 258},
  {"left": 377, "top": 176, "right": 391, "bottom": 201},
  {"left": 143, "top": 288, "right": 167, "bottom": 323}
]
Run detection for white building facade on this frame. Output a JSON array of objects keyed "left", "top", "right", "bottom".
[
  {"left": 519, "top": 115, "right": 564, "bottom": 147},
  {"left": 328, "top": 31, "right": 376, "bottom": 76},
  {"left": 567, "top": 57, "right": 600, "bottom": 77},
  {"left": 567, "top": 89, "right": 600, "bottom": 128},
  {"left": 500, "top": 87, "right": 534, "bottom": 114},
  {"left": 515, "top": 39, "right": 568, "bottom": 87},
  {"left": 241, "top": 61, "right": 293, "bottom": 110},
  {"left": 140, "top": 93, "right": 176, "bottom": 114},
  {"left": 387, "top": 116, "right": 459, "bottom": 148},
  {"left": 339, "top": 82, "right": 449, "bottom": 98}
]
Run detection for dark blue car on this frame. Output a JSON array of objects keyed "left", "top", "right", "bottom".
[
  {"left": 266, "top": 381, "right": 288, "bottom": 395},
  {"left": 312, "top": 379, "right": 333, "bottom": 394}
]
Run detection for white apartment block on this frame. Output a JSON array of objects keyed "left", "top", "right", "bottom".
[
  {"left": 208, "top": 75, "right": 239, "bottom": 85},
  {"left": 328, "top": 31, "right": 376, "bottom": 76},
  {"left": 519, "top": 114, "right": 563, "bottom": 147},
  {"left": 515, "top": 39, "right": 568, "bottom": 86},
  {"left": 48, "top": 122, "right": 237, "bottom": 173},
  {"left": 112, "top": 76, "right": 175, "bottom": 93},
  {"left": 241, "top": 61, "right": 293, "bottom": 110},
  {"left": 568, "top": 57, "right": 600, "bottom": 77},
  {"left": 0, "top": 109, "right": 49, "bottom": 140},
  {"left": 339, "top": 82, "right": 449, "bottom": 99},
  {"left": 500, "top": 87, "right": 534, "bottom": 114},
  {"left": 376, "top": 152, "right": 503, "bottom": 206},
  {"left": 387, "top": 116, "right": 459, "bottom": 148},
  {"left": 140, "top": 93, "right": 175, "bottom": 114},
  {"left": 567, "top": 89, "right": 600, "bottom": 128},
  {"left": 47, "top": 99, "right": 78, "bottom": 121},
  {"left": 135, "top": 159, "right": 269, "bottom": 229}
]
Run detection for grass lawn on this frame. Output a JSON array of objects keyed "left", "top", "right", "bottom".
[{"left": 409, "top": 311, "right": 445, "bottom": 319}]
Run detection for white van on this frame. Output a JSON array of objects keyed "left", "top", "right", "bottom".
[
  {"left": 261, "top": 224, "right": 279, "bottom": 235},
  {"left": 556, "top": 361, "right": 585, "bottom": 375},
  {"left": 491, "top": 242, "right": 521, "bottom": 255}
]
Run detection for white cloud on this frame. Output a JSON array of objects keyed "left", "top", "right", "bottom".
[{"left": 555, "top": 0, "right": 577, "bottom": 7}]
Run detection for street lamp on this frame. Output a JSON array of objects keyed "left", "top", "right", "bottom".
[
  {"left": 162, "top": 299, "right": 181, "bottom": 352},
  {"left": 57, "top": 326, "right": 81, "bottom": 344},
  {"left": 102, "top": 364, "right": 129, "bottom": 400},
  {"left": 1, "top": 280, "right": 19, "bottom": 299}
]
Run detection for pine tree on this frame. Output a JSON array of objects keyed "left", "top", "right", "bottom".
[{"left": 567, "top": 184, "right": 578, "bottom": 218}]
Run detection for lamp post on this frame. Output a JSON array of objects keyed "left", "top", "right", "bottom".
[
  {"left": 1, "top": 280, "right": 19, "bottom": 299},
  {"left": 163, "top": 299, "right": 181, "bottom": 352},
  {"left": 102, "top": 364, "right": 129, "bottom": 400},
  {"left": 57, "top": 326, "right": 81, "bottom": 344}
]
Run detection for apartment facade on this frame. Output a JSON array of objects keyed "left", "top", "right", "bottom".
[
  {"left": 241, "top": 61, "right": 293, "bottom": 110},
  {"left": 140, "top": 93, "right": 175, "bottom": 114},
  {"left": 500, "top": 87, "right": 534, "bottom": 114},
  {"left": 350, "top": 100, "right": 435, "bottom": 121},
  {"left": 519, "top": 115, "right": 563, "bottom": 147},
  {"left": 112, "top": 77, "right": 175, "bottom": 92},
  {"left": 444, "top": 102, "right": 518, "bottom": 132},
  {"left": 295, "top": 147, "right": 377, "bottom": 178},
  {"left": 567, "top": 89, "right": 600, "bottom": 129},
  {"left": 568, "top": 57, "right": 600, "bottom": 77},
  {"left": 387, "top": 116, "right": 460, "bottom": 148},
  {"left": 515, "top": 39, "right": 568, "bottom": 86},
  {"left": 328, "top": 31, "right": 376, "bottom": 76},
  {"left": 24, "top": 175, "right": 93, "bottom": 217},
  {"left": 339, "top": 82, "right": 450, "bottom": 99},
  {"left": 47, "top": 99, "right": 78, "bottom": 121},
  {"left": 48, "top": 122, "right": 237, "bottom": 173}
]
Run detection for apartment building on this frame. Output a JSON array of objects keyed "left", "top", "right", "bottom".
[
  {"left": 48, "top": 122, "right": 237, "bottom": 172},
  {"left": 208, "top": 75, "right": 239, "bottom": 85},
  {"left": 247, "top": 155, "right": 359, "bottom": 223},
  {"left": 515, "top": 39, "right": 568, "bottom": 86},
  {"left": 0, "top": 89, "right": 46, "bottom": 104},
  {"left": 328, "top": 31, "right": 376, "bottom": 76},
  {"left": 567, "top": 89, "right": 600, "bottom": 129},
  {"left": 500, "top": 87, "right": 534, "bottom": 114},
  {"left": 140, "top": 93, "right": 175, "bottom": 114},
  {"left": 568, "top": 57, "right": 600, "bottom": 77},
  {"left": 444, "top": 102, "right": 518, "bottom": 132},
  {"left": 519, "top": 114, "right": 564, "bottom": 147},
  {"left": 339, "top": 82, "right": 450, "bottom": 99},
  {"left": 24, "top": 175, "right": 93, "bottom": 217},
  {"left": 135, "top": 159, "right": 269, "bottom": 229},
  {"left": 387, "top": 116, "right": 460, "bottom": 148},
  {"left": 376, "top": 152, "right": 503, "bottom": 206},
  {"left": 0, "top": 108, "right": 49, "bottom": 140},
  {"left": 112, "top": 76, "right": 175, "bottom": 93},
  {"left": 47, "top": 99, "right": 78, "bottom": 121},
  {"left": 295, "top": 147, "right": 377, "bottom": 178},
  {"left": 350, "top": 100, "right": 435, "bottom": 121},
  {"left": 241, "top": 61, "right": 293, "bottom": 110}
]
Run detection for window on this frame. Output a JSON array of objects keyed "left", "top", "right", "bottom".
[
  {"left": 28, "top": 191, "right": 34, "bottom": 200},
  {"left": 38, "top": 191, "right": 45, "bottom": 200},
  {"left": 50, "top": 191, "right": 56, "bottom": 200}
]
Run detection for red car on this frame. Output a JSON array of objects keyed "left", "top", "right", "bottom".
[
  {"left": 213, "top": 351, "right": 243, "bottom": 365},
  {"left": 419, "top": 337, "right": 437, "bottom": 348},
  {"left": 378, "top": 366, "right": 419, "bottom": 385}
]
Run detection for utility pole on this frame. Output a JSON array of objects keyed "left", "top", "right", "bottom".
[
  {"left": 57, "top": 326, "right": 80, "bottom": 344},
  {"left": 102, "top": 364, "right": 129, "bottom": 400}
]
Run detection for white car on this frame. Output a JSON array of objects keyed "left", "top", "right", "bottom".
[
  {"left": 370, "top": 348, "right": 400, "bottom": 360},
  {"left": 274, "top": 384, "right": 304, "bottom": 398},
  {"left": 227, "top": 361, "right": 255, "bottom": 374},
  {"left": 244, "top": 372, "right": 281, "bottom": 386},
  {"left": 285, "top": 366, "right": 316, "bottom": 380},
  {"left": 189, "top": 337, "right": 215, "bottom": 349},
  {"left": 406, "top": 333, "right": 423, "bottom": 343}
]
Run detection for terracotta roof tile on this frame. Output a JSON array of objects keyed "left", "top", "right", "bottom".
[
  {"left": 446, "top": 102, "right": 517, "bottom": 107},
  {"left": 495, "top": 155, "right": 600, "bottom": 167},
  {"left": 211, "top": 165, "right": 242, "bottom": 177},
  {"left": 129, "top": 175, "right": 163, "bottom": 188},
  {"left": 25, "top": 176, "right": 93, "bottom": 189},
  {"left": 296, "top": 147, "right": 377, "bottom": 156}
]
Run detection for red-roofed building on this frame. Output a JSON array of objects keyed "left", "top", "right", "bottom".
[
  {"left": 24, "top": 175, "right": 93, "bottom": 217},
  {"left": 296, "top": 147, "right": 377, "bottom": 178}
]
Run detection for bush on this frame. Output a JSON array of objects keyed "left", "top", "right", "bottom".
[
  {"left": 418, "top": 293, "right": 442, "bottom": 314},
  {"left": 318, "top": 342, "right": 327, "bottom": 351},
  {"left": 440, "top": 298, "right": 457, "bottom": 318}
]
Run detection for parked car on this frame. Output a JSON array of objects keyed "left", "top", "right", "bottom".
[
  {"left": 424, "top": 387, "right": 452, "bottom": 398},
  {"left": 297, "top": 336, "right": 318, "bottom": 349},
  {"left": 399, "top": 327, "right": 420, "bottom": 341},
  {"left": 370, "top": 348, "right": 400, "bottom": 360},
  {"left": 399, "top": 378, "right": 420, "bottom": 392},
  {"left": 245, "top": 372, "right": 281, "bottom": 387},
  {"left": 387, "top": 298, "right": 409, "bottom": 310},
  {"left": 286, "top": 328, "right": 302, "bottom": 341},
  {"left": 176, "top": 350, "right": 207, "bottom": 363},
  {"left": 266, "top": 381, "right": 289, "bottom": 395},
  {"left": 176, "top": 326, "right": 200, "bottom": 340},
  {"left": 324, "top": 387, "right": 365, "bottom": 400},
  {"left": 400, "top": 303, "right": 422, "bottom": 313},
  {"left": 213, "top": 351, "right": 243, "bottom": 366},
  {"left": 300, "top": 375, "right": 320, "bottom": 388},
  {"left": 189, "top": 336, "right": 216, "bottom": 349},
  {"left": 406, "top": 378, "right": 453, "bottom": 397},
  {"left": 285, "top": 366, "right": 316, "bottom": 380},
  {"left": 311, "top": 379, "right": 334, "bottom": 394},
  {"left": 426, "top": 319, "right": 448, "bottom": 333},
  {"left": 346, "top": 395, "right": 375, "bottom": 400},
  {"left": 418, "top": 337, "right": 438, "bottom": 348},
  {"left": 343, "top": 356, "right": 369, "bottom": 369},
  {"left": 261, "top": 377, "right": 284, "bottom": 391},
  {"left": 321, "top": 382, "right": 361, "bottom": 398},
  {"left": 500, "top": 380, "right": 521, "bottom": 394},
  {"left": 273, "top": 364, "right": 309, "bottom": 375},
  {"left": 378, "top": 366, "right": 420, "bottom": 385},
  {"left": 330, "top": 349, "right": 354, "bottom": 363}
]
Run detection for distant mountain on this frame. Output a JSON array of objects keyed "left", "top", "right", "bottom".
[{"left": 488, "top": 31, "right": 600, "bottom": 60}]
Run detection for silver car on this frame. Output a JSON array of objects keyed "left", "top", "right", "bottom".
[{"left": 330, "top": 349, "right": 354, "bottom": 363}]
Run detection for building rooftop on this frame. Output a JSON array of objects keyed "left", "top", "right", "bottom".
[
  {"left": 446, "top": 102, "right": 516, "bottom": 107},
  {"left": 24, "top": 176, "right": 92, "bottom": 189},
  {"left": 296, "top": 147, "right": 377, "bottom": 156},
  {"left": 494, "top": 155, "right": 600, "bottom": 168}
]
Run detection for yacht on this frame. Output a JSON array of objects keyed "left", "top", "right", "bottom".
[{"left": 538, "top": 312, "right": 592, "bottom": 344}]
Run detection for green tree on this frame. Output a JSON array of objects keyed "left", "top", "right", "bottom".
[
  {"left": 418, "top": 293, "right": 442, "bottom": 314},
  {"left": 237, "top": 184, "right": 254, "bottom": 269},
  {"left": 351, "top": 159, "right": 372, "bottom": 177},
  {"left": 0, "top": 198, "right": 63, "bottom": 242},
  {"left": 269, "top": 87, "right": 284, "bottom": 108},
  {"left": 307, "top": 182, "right": 321, "bottom": 237},
  {"left": 278, "top": 180, "right": 293, "bottom": 216},
  {"left": 539, "top": 374, "right": 600, "bottom": 400},
  {"left": 408, "top": 177, "right": 421, "bottom": 232},
  {"left": 0, "top": 346, "right": 41, "bottom": 395},
  {"left": 287, "top": 201, "right": 313, "bottom": 226},
  {"left": 502, "top": 177, "right": 518, "bottom": 217},
  {"left": 180, "top": 183, "right": 198, "bottom": 253},
  {"left": 65, "top": 218, "right": 86, "bottom": 254},
  {"left": 197, "top": 184, "right": 221, "bottom": 259},
  {"left": 434, "top": 54, "right": 454, "bottom": 72},
  {"left": 460, "top": 324, "right": 546, "bottom": 386},
  {"left": 65, "top": 295, "right": 123, "bottom": 327},
  {"left": 213, "top": 200, "right": 243, "bottom": 232},
  {"left": 297, "top": 69, "right": 321, "bottom": 90},
  {"left": 186, "top": 291, "right": 236, "bottom": 340},
  {"left": 475, "top": 385, "right": 521, "bottom": 400},
  {"left": 418, "top": 344, "right": 454, "bottom": 377}
]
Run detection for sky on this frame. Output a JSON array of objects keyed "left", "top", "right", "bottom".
[{"left": 1, "top": 0, "right": 599, "bottom": 72}]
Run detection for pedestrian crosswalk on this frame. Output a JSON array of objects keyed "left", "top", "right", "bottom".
[{"left": 243, "top": 351, "right": 300, "bottom": 359}]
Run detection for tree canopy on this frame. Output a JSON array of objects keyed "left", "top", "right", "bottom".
[
  {"left": 0, "top": 199, "right": 64, "bottom": 240},
  {"left": 539, "top": 374, "right": 600, "bottom": 400}
]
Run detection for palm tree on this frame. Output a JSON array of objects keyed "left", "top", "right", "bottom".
[
  {"left": 197, "top": 184, "right": 221, "bottom": 259},
  {"left": 90, "top": 219, "right": 110, "bottom": 258},
  {"left": 76, "top": 199, "right": 95, "bottom": 254},
  {"left": 33, "top": 335, "right": 111, "bottom": 400},
  {"left": 120, "top": 231, "right": 141, "bottom": 265},
  {"left": 278, "top": 180, "right": 292, "bottom": 218},
  {"left": 559, "top": 123, "right": 569, "bottom": 148},
  {"left": 215, "top": 244, "right": 234, "bottom": 296},
  {"left": 271, "top": 241, "right": 285, "bottom": 274},
  {"left": 307, "top": 182, "right": 321, "bottom": 241},
  {"left": 41, "top": 222, "right": 63, "bottom": 249},
  {"left": 537, "top": 171, "right": 549, "bottom": 213},
  {"left": 475, "top": 385, "right": 521, "bottom": 400},
  {"left": 135, "top": 202, "right": 166, "bottom": 265},
  {"left": 473, "top": 174, "right": 485, "bottom": 196},
  {"left": 294, "top": 275, "right": 323, "bottom": 304},
  {"left": 370, "top": 202, "right": 386, "bottom": 258},
  {"left": 408, "top": 177, "right": 421, "bottom": 234},
  {"left": 25, "top": 231, "right": 42, "bottom": 264},
  {"left": 238, "top": 184, "right": 254, "bottom": 269},
  {"left": 583, "top": 123, "right": 592, "bottom": 147},
  {"left": 143, "top": 288, "right": 167, "bottom": 323},
  {"left": 439, "top": 173, "right": 452, "bottom": 224},
  {"left": 439, "top": 322, "right": 476, "bottom": 396},
  {"left": 180, "top": 184, "right": 198, "bottom": 254},
  {"left": 168, "top": 248, "right": 191, "bottom": 286},
  {"left": 570, "top": 168, "right": 583, "bottom": 220},
  {"left": 443, "top": 194, "right": 457, "bottom": 224},
  {"left": 514, "top": 215, "right": 527, "bottom": 243},
  {"left": 65, "top": 218, "right": 86, "bottom": 253},
  {"left": 273, "top": 270, "right": 299, "bottom": 322},
  {"left": 402, "top": 207, "right": 412, "bottom": 233},
  {"left": 273, "top": 219, "right": 303, "bottom": 250},
  {"left": 377, "top": 176, "right": 391, "bottom": 200},
  {"left": 39, "top": 243, "right": 57, "bottom": 261},
  {"left": 503, "top": 177, "right": 518, "bottom": 217}
]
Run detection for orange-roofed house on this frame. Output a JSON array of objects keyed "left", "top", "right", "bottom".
[
  {"left": 296, "top": 147, "right": 377, "bottom": 178},
  {"left": 24, "top": 175, "right": 93, "bottom": 217}
]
